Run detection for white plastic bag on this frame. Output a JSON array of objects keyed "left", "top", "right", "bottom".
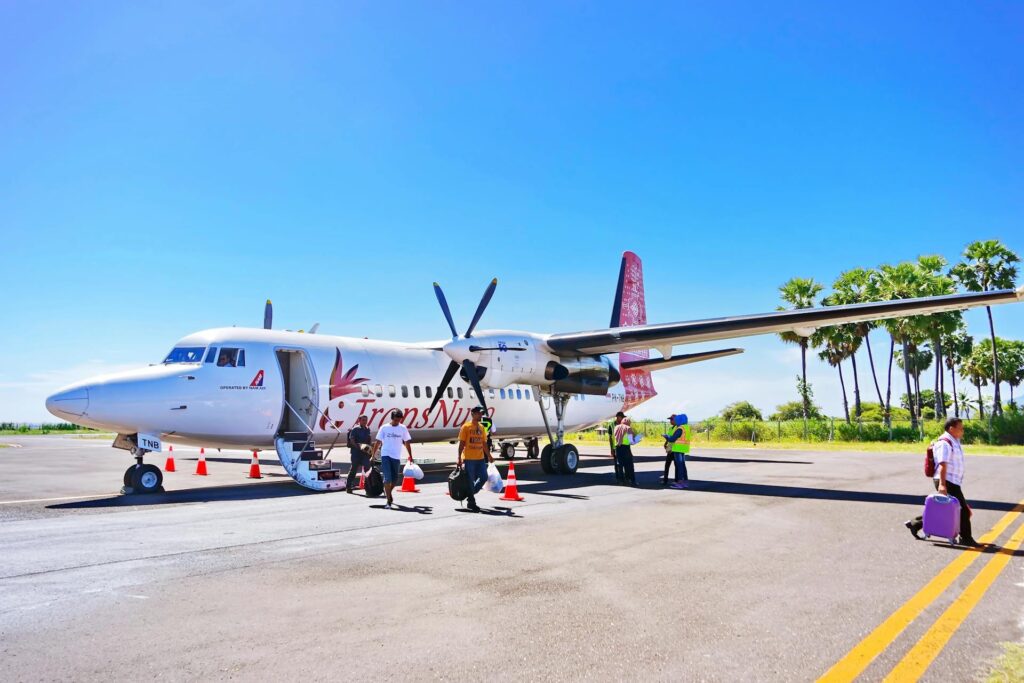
[
  {"left": 484, "top": 462, "right": 504, "bottom": 493},
  {"left": 403, "top": 460, "right": 424, "bottom": 480}
]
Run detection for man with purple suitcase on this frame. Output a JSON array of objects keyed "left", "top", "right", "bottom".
[{"left": 905, "top": 418, "right": 980, "bottom": 547}]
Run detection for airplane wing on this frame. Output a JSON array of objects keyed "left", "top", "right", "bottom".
[{"left": 546, "top": 287, "right": 1024, "bottom": 357}]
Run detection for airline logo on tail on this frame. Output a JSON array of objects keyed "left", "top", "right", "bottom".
[{"left": 612, "top": 251, "right": 657, "bottom": 410}]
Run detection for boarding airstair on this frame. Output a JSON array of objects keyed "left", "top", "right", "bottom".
[{"left": 274, "top": 431, "right": 348, "bottom": 492}]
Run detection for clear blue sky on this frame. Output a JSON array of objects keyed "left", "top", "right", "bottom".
[{"left": 2, "top": 2, "right": 1022, "bottom": 422}]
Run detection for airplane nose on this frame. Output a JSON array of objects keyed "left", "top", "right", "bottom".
[{"left": 45, "top": 387, "right": 90, "bottom": 418}]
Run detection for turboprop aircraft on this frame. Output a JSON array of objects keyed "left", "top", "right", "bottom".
[{"left": 46, "top": 252, "right": 1023, "bottom": 494}]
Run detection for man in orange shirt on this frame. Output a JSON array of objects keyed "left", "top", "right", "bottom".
[{"left": 458, "top": 406, "right": 493, "bottom": 512}]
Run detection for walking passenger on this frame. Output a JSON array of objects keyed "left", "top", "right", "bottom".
[
  {"left": 457, "top": 406, "right": 493, "bottom": 512},
  {"left": 613, "top": 416, "right": 637, "bottom": 486},
  {"left": 905, "top": 417, "right": 980, "bottom": 547},
  {"left": 664, "top": 414, "right": 691, "bottom": 489},
  {"left": 345, "top": 415, "right": 372, "bottom": 493},
  {"left": 372, "top": 409, "right": 413, "bottom": 509}
]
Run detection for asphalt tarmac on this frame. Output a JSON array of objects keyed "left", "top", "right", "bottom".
[{"left": 1, "top": 435, "right": 1023, "bottom": 681}]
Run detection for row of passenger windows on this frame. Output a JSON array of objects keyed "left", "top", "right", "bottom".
[{"left": 360, "top": 384, "right": 536, "bottom": 401}]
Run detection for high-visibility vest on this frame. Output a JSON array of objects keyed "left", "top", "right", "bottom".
[
  {"left": 616, "top": 425, "right": 630, "bottom": 446},
  {"left": 670, "top": 425, "right": 691, "bottom": 454}
]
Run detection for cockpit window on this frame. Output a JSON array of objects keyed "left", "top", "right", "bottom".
[
  {"left": 216, "top": 348, "right": 243, "bottom": 367},
  {"left": 205, "top": 347, "right": 218, "bottom": 363},
  {"left": 163, "top": 347, "right": 206, "bottom": 364}
]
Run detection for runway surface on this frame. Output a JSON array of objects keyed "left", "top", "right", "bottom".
[{"left": 1, "top": 435, "right": 1023, "bottom": 681}]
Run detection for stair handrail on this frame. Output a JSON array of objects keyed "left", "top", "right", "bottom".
[{"left": 302, "top": 397, "right": 348, "bottom": 459}]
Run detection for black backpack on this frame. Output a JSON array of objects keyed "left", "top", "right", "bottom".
[
  {"left": 448, "top": 466, "right": 470, "bottom": 501},
  {"left": 364, "top": 465, "right": 384, "bottom": 498}
]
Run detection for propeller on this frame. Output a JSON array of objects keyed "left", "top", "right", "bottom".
[
  {"left": 264, "top": 300, "right": 273, "bottom": 330},
  {"left": 425, "top": 279, "right": 498, "bottom": 416}
]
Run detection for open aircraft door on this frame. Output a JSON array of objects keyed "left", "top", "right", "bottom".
[{"left": 274, "top": 348, "right": 319, "bottom": 435}]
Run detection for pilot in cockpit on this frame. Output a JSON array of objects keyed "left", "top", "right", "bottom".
[{"left": 217, "top": 350, "right": 235, "bottom": 367}]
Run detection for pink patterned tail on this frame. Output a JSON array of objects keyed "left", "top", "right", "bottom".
[{"left": 611, "top": 251, "right": 657, "bottom": 410}]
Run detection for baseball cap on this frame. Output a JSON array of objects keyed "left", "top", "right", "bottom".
[{"left": 471, "top": 406, "right": 485, "bottom": 414}]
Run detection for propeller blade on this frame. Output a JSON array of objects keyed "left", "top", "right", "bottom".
[
  {"left": 264, "top": 300, "right": 273, "bottom": 330},
  {"left": 467, "top": 345, "right": 527, "bottom": 352},
  {"left": 426, "top": 360, "right": 460, "bottom": 415},
  {"left": 462, "top": 359, "right": 488, "bottom": 413},
  {"left": 433, "top": 282, "right": 459, "bottom": 339},
  {"left": 464, "top": 278, "right": 497, "bottom": 339},
  {"left": 309, "top": 323, "right": 320, "bottom": 334}
]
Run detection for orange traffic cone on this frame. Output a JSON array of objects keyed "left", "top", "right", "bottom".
[
  {"left": 500, "top": 461, "right": 524, "bottom": 501},
  {"left": 356, "top": 468, "right": 366, "bottom": 490},
  {"left": 164, "top": 445, "right": 176, "bottom": 472},
  {"left": 399, "top": 459, "right": 420, "bottom": 493},
  {"left": 194, "top": 447, "right": 208, "bottom": 476},
  {"left": 248, "top": 450, "right": 262, "bottom": 479}
]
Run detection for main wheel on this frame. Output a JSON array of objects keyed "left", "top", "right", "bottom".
[
  {"left": 527, "top": 439, "right": 540, "bottom": 459},
  {"left": 123, "top": 465, "right": 136, "bottom": 487},
  {"left": 540, "top": 444, "right": 555, "bottom": 474},
  {"left": 130, "top": 463, "right": 163, "bottom": 494},
  {"left": 553, "top": 444, "right": 579, "bottom": 474},
  {"left": 500, "top": 442, "right": 516, "bottom": 460}
]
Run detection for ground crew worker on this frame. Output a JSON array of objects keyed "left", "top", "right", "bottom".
[
  {"left": 608, "top": 411, "right": 625, "bottom": 484},
  {"left": 458, "top": 406, "right": 493, "bottom": 512},
  {"left": 345, "top": 415, "right": 372, "bottom": 493},
  {"left": 664, "top": 414, "right": 691, "bottom": 489},
  {"left": 613, "top": 416, "right": 637, "bottom": 486}
]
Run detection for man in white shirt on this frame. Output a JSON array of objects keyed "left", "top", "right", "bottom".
[
  {"left": 906, "top": 417, "right": 978, "bottom": 547},
  {"left": 372, "top": 409, "right": 413, "bottom": 510}
]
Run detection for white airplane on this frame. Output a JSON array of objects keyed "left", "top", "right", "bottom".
[{"left": 46, "top": 252, "right": 1023, "bottom": 494}]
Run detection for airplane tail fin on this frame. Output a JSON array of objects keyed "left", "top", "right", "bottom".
[{"left": 610, "top": 251, "right": 657, "bottom": 410}]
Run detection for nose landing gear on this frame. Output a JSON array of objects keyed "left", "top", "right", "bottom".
[{"left": 119, "top": 442, "right": 165, "bottom": 495}]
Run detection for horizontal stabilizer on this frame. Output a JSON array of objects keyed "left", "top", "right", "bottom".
[{"left": 621, "top": 348, "right": 743, "bottom": 372}]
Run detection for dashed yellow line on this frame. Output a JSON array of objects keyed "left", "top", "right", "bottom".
[
  {"left": 817, "top": 499, "right": 1024, "bottom": 682},
  {"left": 882, "top": 519, "right": 1024, "bottom": 682}
]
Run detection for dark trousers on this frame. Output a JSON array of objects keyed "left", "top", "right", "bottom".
[
  {"left": 615, "top": 445, "right": 635, "bottom": 484},
  {"left": 911, "top": 479, "right": 973, "bottom": 541},
  {"left": 346, "top": 448, "right": 370, "bottom": 491},
  {"left": 464, "top": 459, "right": 488, "bottom": 507},
  {"left": 612, "top": 449, "right": 624, "bottom": 482}
]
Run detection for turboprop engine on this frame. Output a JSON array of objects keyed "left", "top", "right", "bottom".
[{"left": 543, "top": 355, "right": 621, "bottom": 395}]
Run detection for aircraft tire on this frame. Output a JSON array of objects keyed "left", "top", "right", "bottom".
[
  {"left": 526, "top": 440, "right": 540, "bottom": 459},
  {"left": 123, "top": 465, "right": 136, "bottom": 487},
  {"left": 553, "top": 444, "right": 579, "bottom": 475},
  {"left": 131, "top": 464, "right": 164, "bottom": 494},
  {"left": 540, "top": 444, "right": 555, "bottom": 474},
  {"left": 500, "top": 442, "right": 515, "bottom": 460}
]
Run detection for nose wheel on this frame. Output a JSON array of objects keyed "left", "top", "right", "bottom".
[{"left": 121, "top": 446, "right": 165, "bottom": 494}]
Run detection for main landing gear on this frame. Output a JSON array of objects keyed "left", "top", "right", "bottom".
[
  {"left": 120, "top": 441, "right": 164, "bottom": 495},
  {"left": 533, "top": 390, "right": 579, "bottom": 475}
]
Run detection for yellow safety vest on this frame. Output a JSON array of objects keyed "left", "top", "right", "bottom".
[{"left": 670, "top": 425, "right": 691, "bottom": 454}]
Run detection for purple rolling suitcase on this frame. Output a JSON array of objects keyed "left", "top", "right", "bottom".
[{"left": 922, "top": 494, "right": 960, "bottom": 544}]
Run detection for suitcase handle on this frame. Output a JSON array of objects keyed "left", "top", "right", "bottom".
[{"left": 931, "top": 494, "right": 955, "bottom": 504}]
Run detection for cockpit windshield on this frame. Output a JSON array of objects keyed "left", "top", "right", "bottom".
[{"left": 163, "top": 346, "right": 206, "bottom": 364}]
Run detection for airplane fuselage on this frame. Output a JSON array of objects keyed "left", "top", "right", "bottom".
[{"left": 47, "top": 327, "right": 632, "bottom": 450}]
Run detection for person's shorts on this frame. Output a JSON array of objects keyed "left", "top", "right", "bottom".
[{"left": 379, "top": 457, "right": 402, "bottom": 484}]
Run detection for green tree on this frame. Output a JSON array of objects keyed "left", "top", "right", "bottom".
[
  {"left": 895, "top": 346, "right": 934, "bottom": 421},
  {"left": 962, "top": 348, "right": 990, "bottom": 420},
  {"left": 770, "top": 400, "right": 823, "bottom": 421},
  {"left": 876, "top": 262, "right": 929, "bottom": 430},
  {"left": 828, "top": 268, "right": 880, "bottom": 414},
  {"left": 916, "top": 255, "right": 959, "bottom": 418},
  {"left": 720, "top": 401, "right": 764, "bottom": 421},
  {"left": 999, "top": 340, "right": 1024, "bottom": 407},
  {"left": 813, "top": 324, "right": 856, "bottom": 423},
  {"left": 950, "top": 240, "right": 1021, "bottom": 415},
  {"left": 777, "top": 277, "right": 823, "bottom": 419},
  {"left": 942, "top": 326, "right": 973, "bottom": 418}
]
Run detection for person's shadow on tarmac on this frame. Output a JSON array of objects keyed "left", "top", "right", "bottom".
[{"left": 368, "top": 504, "right": 433, "bottom": 514}]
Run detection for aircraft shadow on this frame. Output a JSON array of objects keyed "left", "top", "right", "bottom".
[
  {"left": 932, "top": 542, "right": 1024, "bottom": 557},
  {"left": 687, "top": 479, "right": 1020, "bottom": 513},
  {"left": 48, "top": 482, "right": 311, "bottom": 509}
]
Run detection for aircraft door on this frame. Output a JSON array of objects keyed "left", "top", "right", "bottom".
[{"left": 275, "top": 349, "right": 319, "bottom": 434}]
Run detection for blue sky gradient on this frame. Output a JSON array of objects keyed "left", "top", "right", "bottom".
[{"left": 2, "top": 2, "right": 1022, "bottom": 421}]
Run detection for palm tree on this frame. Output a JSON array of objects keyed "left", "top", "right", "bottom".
[
  {"left": 825, "top": 270, "right": 875, "bottom": 417},
  {"left": 942, "top": 327, "right": 973, "bottom": 418},
  {"left": 962, "top": 349, "right": 989, "bottom": 420},
  {"left": 895, "top": 346, "right": 934, "bottom": 419},
  {"left": 957, "top": 391, "right": 974, "bottom": 419},
  {"left": 877, "top": 263, "right": 928, "bottom": 429},
  {"left": 916, "top": 255, "right": 958, "bottom": 418},
  {"left": 950, "top": 240, "right": 1021, "bottom": 416},
  {"left": 1003, "top": 340, "right": 1024, "bottom": 408},
  {"left": 778, "top": 277, "right": 824, "bottom": 419},
  {"left": 813, "top": 326, "right": 853, "bottom": 423}
]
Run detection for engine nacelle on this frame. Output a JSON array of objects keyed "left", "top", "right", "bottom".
[{"left": 545, "top": 356, "right": 620, "bottom": 395}]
